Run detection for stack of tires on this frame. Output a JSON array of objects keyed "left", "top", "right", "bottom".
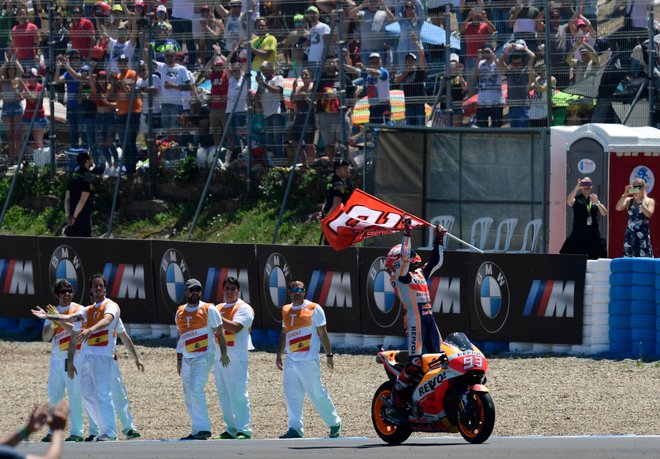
[
  {"left": 586, "top": 259, "right": 610, "bottom": 354},
  {"left": 609, "top": 258, "right": 633, "bottom": 357},
  {"left": 630, "top": 259, "right": 656, "bottom": 359}
]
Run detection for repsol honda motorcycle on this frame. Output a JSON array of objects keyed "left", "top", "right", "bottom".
[{"left": 372, "top": 332, "right": 495, "bottom": 444}]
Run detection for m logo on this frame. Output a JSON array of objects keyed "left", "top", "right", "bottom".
[
  {"left": 307, "top": 270, "right": 352, "bottom": 308},
  {"left": 429, "top": 276, "right": 461, "bottom": 314},
  {"left": 0, "top": 259, "right": 35, "bottom": 295},
  {"left": 524, "top": 280, "right": 575, "bottom": 318},
  {"left": 103, "top": 263, "right": 146, "bottom": 299}
]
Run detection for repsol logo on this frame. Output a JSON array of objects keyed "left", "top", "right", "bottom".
[{"left": 417, "top": 372, "right": 446, "bottom": 398}]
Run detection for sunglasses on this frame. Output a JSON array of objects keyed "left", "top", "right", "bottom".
[
  {"left": 188, "top": 286, "right": 202, "bottom": 293},
  {"left": 58, "top": 288, "right": 73, "bottom": 294},
  {"left": 294, "top": 21, "right": 304, "bottom": 26},
  {"left": 290, "top": 287, "right": 305, "bottom": 293}
]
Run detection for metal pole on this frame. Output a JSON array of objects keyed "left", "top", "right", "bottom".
[
  {"left": 271, "top": 21, "right": 337, "bottom": 244},
  {"left": 147, "top": 12, "right": 155, "bottom": 198},
  {"left": 48, "top": 0, "right": 56, "bottom": 177},
  {"left": 245, "top": 10, "right": 253, "bottom": 193},
  {"left": 545, "top": 4, "right": 553, "bottom": 128},
  {"left": 0, "top": 80, "right": 47, "bottom": 227},
  {"left": 647, "top": 3, "right": 655, "bottom": 127},
  {"left": 444, "top": 2, "right": 452, "bottom": 125},
  {"left": 337, "top": 6, "right": 348, "bottom": 152},
  {"left": 188, "top": 76, "right": 249, "bottom": 240}
]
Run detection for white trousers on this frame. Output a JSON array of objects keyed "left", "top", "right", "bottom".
[
  {"left": 182, "top": 352, "right": 214, "bottom": 434},
  {"left": 88, "top": 358, "right": 136, "bottom": 436},
  {"left": 283, "top": 358, "right": 341, "bottom": 432},
  {"left": 80, "top": 354, "right": 117, "bottom": 438},
  {"left": 47, "top": 356, "right": 83, "bottom": 437},
  {"left": 213, "top": 359, "right": 252, "bottom": 436}
]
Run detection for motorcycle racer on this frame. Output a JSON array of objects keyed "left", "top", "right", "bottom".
[{"left": 385, "top": 217, "right": 446, "bottom": 413}]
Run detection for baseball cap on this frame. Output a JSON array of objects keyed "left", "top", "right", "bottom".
[
  {"left": 577, "top": 19, "right": 586, "bottom": 27},
  {"left": 369, "top": 52, "right": 381, "bottom": 59},
  {"left": 112, "top": 4, "right": 123, "bottom": 12},
  {"left": 80, "top": 64, "right": 91, "bottom": 72},
  {"left": 480, "top": 43, "right": 493, "bottom": 51},
  {"left": 449, "top": 53, "right": 460, "bottom": 62},
  {"left": 156, "top": 5, "right": 167, "bottom": 13},
  {"left": 29, "top": 67, "right": 39, "bottom": 77},
  {"left": 334, "top": 158, "right": 350, "bottom": 169},
  {"left": 406, "top": 52, "right": 417, "bottom": 60},
  {"left": 306, "top": 5, "right": 319, "bottom": 14},
  {"left": 293, "top": 13, "right": 305, "bottom": 22},
  {"left": 134, "top": 0, "right": 144, "bottom": 6},
  {"left": 515, "top": 39, "right": 527, "bottom": 47},
  {"left": 229, "top": 0, "right": 242, "bottom": 5},
  {"left": 98, "top": 70, "right": 107, "bottom": 76},
  {"left": 185, "top": 278, "right": 202, "bottom": 290}
]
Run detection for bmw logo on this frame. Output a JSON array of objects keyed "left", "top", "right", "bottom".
[
  {"left": 159, "top": 248, "right": 190, "bottom": 315},
  {"left": 49, "top": 245, "right": 85, "bottom": 303},
  {"left": 262, "top": 252, "right": 292, "bottom": 323},
  {"left": 474, "top": 261, "right": 510, "bottom": 334},
  {"left": 366, "top": 256, "right": 401, "bottom": 328}
]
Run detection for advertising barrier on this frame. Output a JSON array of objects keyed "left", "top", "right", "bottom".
[{"left": 0, "top": 236, "right": 585, "bottom": 344}]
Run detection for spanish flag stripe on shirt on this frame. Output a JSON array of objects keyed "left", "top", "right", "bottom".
[
  {"left": 224, "top": 330, "right": 235, "bottom": 347},
  {"left": 59, "top": 335, "right": 71, "bottom": 351},
  {"left": 186, "top": 334, "right": 209, "bottom": 353},
  {"left": 88, "top": 330, "right": 109, "bottom": 346},
  {"left": 290, "top": 333, "right": 312, "bottom": 352}
]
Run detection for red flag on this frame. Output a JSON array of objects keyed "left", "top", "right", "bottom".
[{"left": 321, "top": 189, "right": 430, "bottom": 251}]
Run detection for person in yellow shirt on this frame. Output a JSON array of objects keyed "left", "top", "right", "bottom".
[
  {"left": 250, "top": 17, "right": 277, "bottom": 72},
  {"left": 276, "top": 280, "right": 341, "bottom": 439}
]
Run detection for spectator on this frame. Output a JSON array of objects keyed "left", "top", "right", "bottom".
[
  {"left": 394, "top": 37, "right": 427, "bottom": 126},
  {"left": 64, "top": 151, "right": 93, "bottom": 237},
  {"left": 151, "top": 21, "right": 182, "bottom": 63},
  {"left": 215, "top": 0, "right": 246, "bottom": 54},
  {"left": 435, "top": 53, "right": 468, "bottom": 127},
  {"left": 256, "top": 61, "right": 285, "bottom": 159},
  {"left": 615, "top": 177, "right": 655, "bottom": 258},
  {"left": 175, "top": 52, "right": 196, "bottom": 115},
  {"left": 535, "top": 6, "right": 571, "bottom": 89},
  {"left": 459, "top": 7, "right": 496, "bottom": 94},
  {"left": 317, "top": 56, "right": 356, "bottom": 157},
  {"left": 282, "top": 13, "right": 309, "bottom": 78},
  {"left": 566, "top": 38, "right": 599, "bottom": 84},
  {"left": 102, "top": 4, "right": 127, "bottom": 40},
  {"left": 0, "top": 400, "right": 69, "bottom": 459},
  {"left": 155, "top": 49, "right": 190, "bottom": 140},
  {"left": 527, "top": 61, "right": 555, "bottom": 127},
  {"left": 509, "top": 0, "right": 540, "bottom": 52},
  {"left": 55, "top": 52, "right": 84, "bottom": 150},
  {"left": 225, "top": 45, "right": 248, "bottom": 153},
  {"left": 11, "top": 6, "right": 40, "bottom": 70},
  {"left": 560, "top": 177, "right": 607, "bottom": 259},
  {"left": 349, "top": 0, "right": 395, "bottom": 67},
  {"left": 289, "top": 68, "right": 317, "bottom": 166},
  {"left": 105, "top": 26, "right": 137, "bottom": 75},
  {"left": 92, "top": 70, "right": 118, "bottom": 174},
  {"left": 125, "top": 0, "right": 149, "bottom": 36},
  {"left": 136, "top": 59, "right": 163, "bottom": 159},
  {"left": 250, "top": 17, "right": 277, "bottom": 71},
  {"left": 500, "top": 40, "right": 535, "bottom": 127},
  {"left": 77, "top": 65, "right": 98, "bottom": 159},
  {"left": 197, "top": 4, "right": 223, "bottom": 66},
  {"left": 178, "top": 95, "right": 212, "bottom": 153},
  {"left": 322, "top": 158, "right": 353, "bottom": 218},
  {"left": 0, "top": 51, "right": 25, "bottom": 166},
  {"left": 395, "top": 0, "right": 424, "bottom": 71},
  {"left": 358, "top": 52, "right": 391, "bottom": 124},
  {"left": 170, "top": 0, "right": 198, "bottom": 67},
  {"left": 43, "top": 12, "right": 70, "bottom": 68},
  {"left": 472, "top": 43, "right": 505, "bottom": 127},
  {"left": 112, "top": 54, "right": 142, "bottom": 174},
  {"left": 69, "top": 5, "right": 95, "bottom": 62},
  {"left": 204, "top": 44, "right": 228, "bottom": 151},
  {"left": 305, "top": 6, "right": 331, "bottom": 70},
  {"left": 21, "top": 67, "right": 47, "bottom": 150}
]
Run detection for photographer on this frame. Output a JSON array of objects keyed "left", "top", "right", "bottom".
[
  {"left": 499, "top": 39, "right": 535, "bottom": 127},
  {"left": 459, "top": 7, "right": 496, "bottom": 94},
  {"left": 560, "top": 177, "right": 608, "bottom": 259},
  {"left": 472, "top": 43, "right": 505, "bottom": 127},
  {"left": 615, "top": 178, "right": 655, "bottom": 258}
]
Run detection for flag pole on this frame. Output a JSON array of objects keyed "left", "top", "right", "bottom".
[{"left": 433, "top": 225, "right": 484, "bottom": 254}]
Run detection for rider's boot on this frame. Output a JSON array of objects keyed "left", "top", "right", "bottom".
[{"left": 390, "top": 356, "right": 423, "bottom": 410}]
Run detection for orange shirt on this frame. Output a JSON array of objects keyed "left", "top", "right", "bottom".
[
  {"left": 114, "top": 70, "right": 142, "bottom": 115},
  {"left": 176, "top": 302, "right": 222, "bottom": 357}
]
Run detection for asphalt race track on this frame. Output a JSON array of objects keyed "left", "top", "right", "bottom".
[{"left": 12, "top": 435, "right": 660, "bottom": 459}]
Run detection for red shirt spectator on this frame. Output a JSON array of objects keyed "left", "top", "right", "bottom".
[
  {"left": 210, "top": 69, "right": 228, "bottom": 111},
  {"left": 11, "top": 7, "right": 40, "bottom": 62},
  {"left": 69, "top": 7, "right": 96, "bottom": 60},
  {"left": 464, "top": 22, "right": 494, "bottom": 61},
  {"left": 23, "top": 82, "right": 45, "bottom": 120}
]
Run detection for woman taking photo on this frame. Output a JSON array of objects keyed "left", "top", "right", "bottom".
[
  {"left": 615, "top": 178, "right": 655, "bottom": 258},
  {"left": 560, "top": 177, "right": 608, "bottom": 259}
]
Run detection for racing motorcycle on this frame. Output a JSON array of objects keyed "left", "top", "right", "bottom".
[{"left": 372, "top": 332, "right": 495, "bottom": 444}]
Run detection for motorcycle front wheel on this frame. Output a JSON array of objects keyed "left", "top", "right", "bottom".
[
  {"left": 371, "top": 381, "right": 412, "bottom": 445},
  {"left": 457, "top": 391, "right": 495, "bottom": 444}
]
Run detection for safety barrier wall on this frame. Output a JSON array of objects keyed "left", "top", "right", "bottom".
[{"left": 1, "top": 235, "right": 657, "bottom": 359}]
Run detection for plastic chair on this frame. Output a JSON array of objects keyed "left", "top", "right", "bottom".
[
  {"left": 491, "top": 218, "right": 518, "bottom": 252},
  {"left": 422, "top": 215, "right": 455, "bottom": 249},
  {"left": 461, "top": 217, "right": 493, "bottom": 251},
  {"left": 511, "top": 219, "right": 543, "bottom": 253}
]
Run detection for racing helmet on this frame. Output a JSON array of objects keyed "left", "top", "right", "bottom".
[{"left": 385, "top": 244, "right": 421, "bottom": 271}]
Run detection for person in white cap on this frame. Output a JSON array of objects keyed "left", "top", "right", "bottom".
[
  {"left": 176, "top": 278, "right": 229, "bottom": 440},
  {"left": 357, "top": 52, "right": 391, "bottom": 124}
]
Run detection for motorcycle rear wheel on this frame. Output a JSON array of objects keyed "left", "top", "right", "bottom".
[
  {"left": 371, "top": 382, "right": 412, "bottom": 445},
  {"left": 457, "top": 391, "right": 495, "bottom": 444}
]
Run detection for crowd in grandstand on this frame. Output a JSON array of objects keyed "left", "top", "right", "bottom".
[{"left": 0, "top": 0, "right": 659, "bottom": 170}]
